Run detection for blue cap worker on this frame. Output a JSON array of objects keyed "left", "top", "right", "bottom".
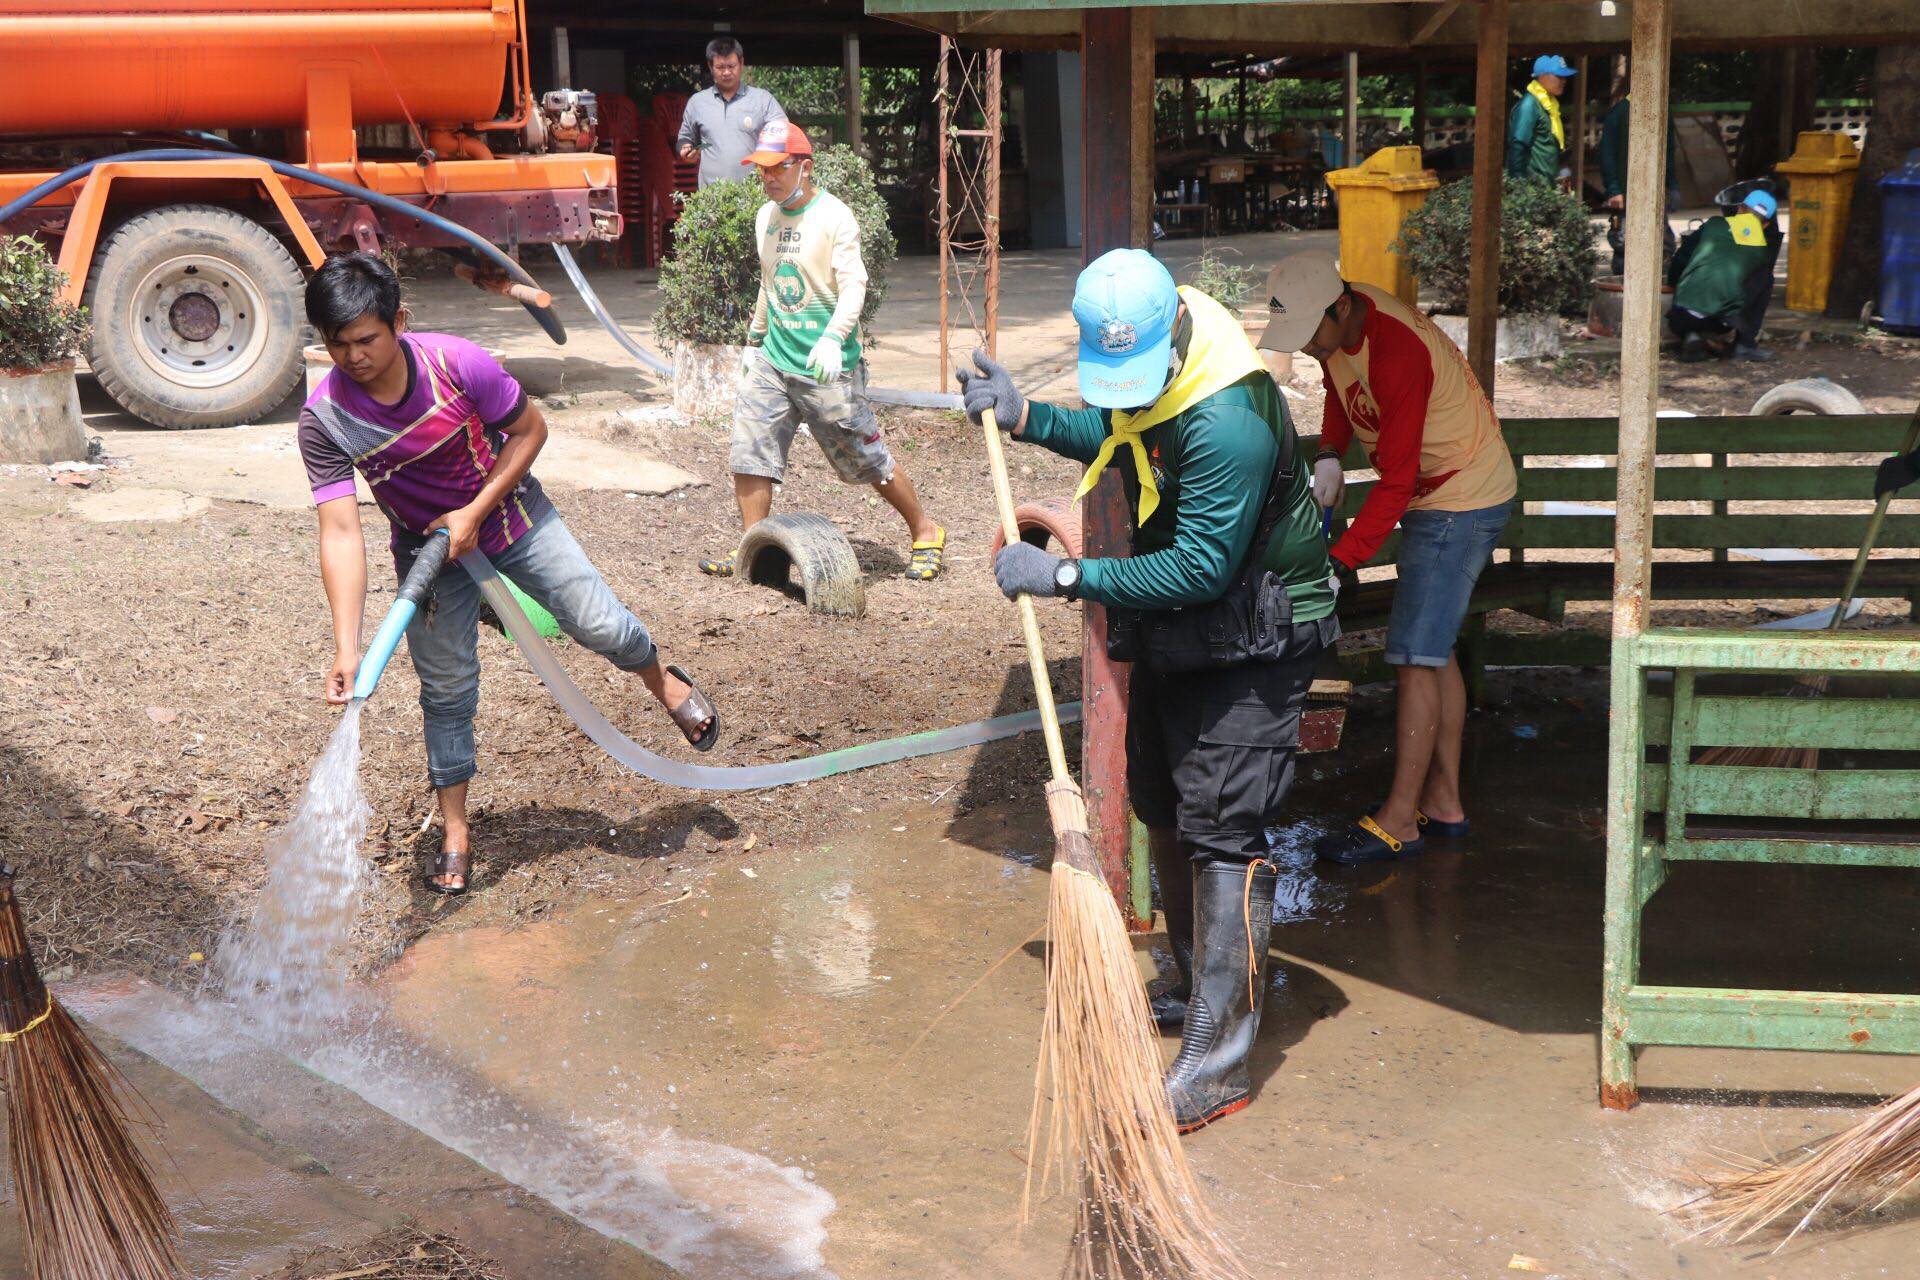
[
  {"left": 1509, "top": 54, "right": 1578, "bottom": 186},
  {"left": 957, "top": 249, "right": 1338, "bottom": 1133},
  {"left": 1667, "top": 189, "right": 1781, "bottom": 363}
]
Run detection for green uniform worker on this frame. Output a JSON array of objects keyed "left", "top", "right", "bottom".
[
  {"left": 1599, "top": 88, "right": 1679, "bottom": 274},
  {"left": 1507, "top": 54, "right": 1577, "bottom": 184},
  {"left": 957, "top": 249, "right": 1336, "bottom": 1135},
  {"left": 1667, "top": 189, "right": 1779, "bottom": 361}
]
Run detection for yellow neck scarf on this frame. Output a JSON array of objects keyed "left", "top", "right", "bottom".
[
  {"left": 1074, "top": 286, "right": 1266, "bottom": 525},
  {"left": 1527, "top": 80, "right": 1565, "bottom": 150},
  {"left": 1727, "top": 211, "right": 1767, "bottom": 246}
]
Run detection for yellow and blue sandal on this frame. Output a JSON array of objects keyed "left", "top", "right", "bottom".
[
  {"left": 1415, "top": 809, "right": 1471, "bottom": 840},
  {"left": 906, "top": 527, "right": 946, "bottom": 582},
  {"left": 698, "top": 550, "right": 737, "bottom": 578},
  {"left": 1313, "top": 815, "right": 1425, "bottom": 865}
]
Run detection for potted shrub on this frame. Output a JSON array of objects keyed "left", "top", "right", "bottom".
[
  {"left": 656, "top": 145, "right": 898, "bottom": 422},
  {"left": 1188, "top": 243, "right": 1292, "bottom": 383},
  {"left": 1392, "top": 176, "right": 1597, "bottom": 361},
  {"left": 0, "top": 236, "right": 90, "bottom": 464}
]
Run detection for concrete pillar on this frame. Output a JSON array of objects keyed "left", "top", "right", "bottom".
[{"left": 1022, "top": 53, "right": 1082, "bottom": 250}]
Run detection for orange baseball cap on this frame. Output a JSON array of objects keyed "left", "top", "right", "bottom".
[{"left": 743, "top": 122, "right": 813, "bottom": 166}]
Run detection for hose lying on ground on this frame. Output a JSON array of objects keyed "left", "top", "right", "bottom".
[
  {"left": 0, "top": 148, "right": 566, "bottom": 344},
  {"left": 550, "top": 244, "right": 963, "bottom": 411},
  {"left": 463, "top": 547, "right": 1080, "bottom": 792}
]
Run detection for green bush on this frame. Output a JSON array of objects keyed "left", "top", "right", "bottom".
[
  {"left": 655, "top": 146, "right": 898, "bottom": 347},
  {"left": 1392, "top": 176, "right": 1598, "bottom": 317},
  {"left": 1186, "top": 244, "right": 1262, "bottom": 309},
  {"left": 0, "top": 236, "right": 88, "bottom": 371}
]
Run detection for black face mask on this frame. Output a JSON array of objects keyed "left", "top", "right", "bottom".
[{"left": 1128, "top": 311, "right": 1196, "bottom": 411}]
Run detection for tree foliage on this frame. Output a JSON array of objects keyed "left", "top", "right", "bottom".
[
  {"left": 1393, "top": 177, "right": 1598, "bottom": 316},
  {"left": 0, "top": 237, "right": 88, "bottom": 371}
]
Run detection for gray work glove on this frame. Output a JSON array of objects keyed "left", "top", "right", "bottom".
[
  {"left": 956, "top": 347, "right": 1025, "bottom": 430},
  {"left": 994, "top": 541, "right": 1062, "bottom": 600}
]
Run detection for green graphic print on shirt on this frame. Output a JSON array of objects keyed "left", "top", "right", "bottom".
[{"left": 751, "top": 190, "right": 866, "bottom": 378}]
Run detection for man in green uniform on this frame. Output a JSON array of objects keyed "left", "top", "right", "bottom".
[
  {"left": 1507, "top": 55, "right": 1577, "bottom": 185},
  {"left": 1667, "top": 188, "right": 1779, "bottom": 362},
  {"left": 957, "top": 250, "right": 1338, "bottom": 1133},
  {"left": 1598, "top": 72, "right": 1678, "bottom": 275}
]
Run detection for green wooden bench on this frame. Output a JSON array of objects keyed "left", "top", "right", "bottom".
[
  {"left": 1318, "top": 414, "right": 1920, "bottom": 683},
  {"left": 1603, "top": 629, "right": 1920, "bottom": 1107}
]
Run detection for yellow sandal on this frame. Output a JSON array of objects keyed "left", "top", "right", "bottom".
[{"left": 906, "top": 527, "right": 946, "bottom": 582}]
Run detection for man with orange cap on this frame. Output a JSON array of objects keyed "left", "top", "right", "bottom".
[{"left": 699, "top": 122, "right": 946, "bottom": 582}]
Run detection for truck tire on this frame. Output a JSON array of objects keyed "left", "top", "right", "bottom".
[
  {"left": 737, "top": 512, "right": 867, "bottom": 618},
  {"left": 83, "top": 205, "right": 307, "bottom": 428},
  {"left": 1750, "top": 377, "right": 1864, "bottom": 417}
]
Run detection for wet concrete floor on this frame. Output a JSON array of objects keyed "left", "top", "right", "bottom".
[{"left": 77, "top": 668, "right": 1920, "bottom": 1278}]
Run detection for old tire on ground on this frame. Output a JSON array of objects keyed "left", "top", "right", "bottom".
[
  {"left": 1750, "top": 377, "right": 1865, "bottom": 417},
  {"left": 737, "top": 512, "right": 866, "bottom": 618},
  {"left": 83, "top": 204, "right": 307, "bottom": 428},
  {"left": 987, "top": 495, "right": 1085, "bottom": 559}
]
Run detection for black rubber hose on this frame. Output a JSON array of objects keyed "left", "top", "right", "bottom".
[
  {"left": 397, "top": 530, "right": 452, "bottom": 607},
  {"left": 0, "top": 147, "right": 565, "bottom": 344}
]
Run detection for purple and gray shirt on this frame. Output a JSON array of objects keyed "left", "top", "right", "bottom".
[{"left": 297, "top": 332, "right": 550, "bottom": 555}]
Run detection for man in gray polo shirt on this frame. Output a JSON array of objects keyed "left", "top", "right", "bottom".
[{"left": 676, "top": 37, "right": 788, "bottom": 189}]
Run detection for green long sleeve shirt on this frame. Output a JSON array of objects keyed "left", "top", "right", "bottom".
[
  {"left": 1019, "top": 375, "right": 1336, "bottom": 621},
  {"left": 1506, "top": 91, "right": 1563, "bottom": 184},
  {"left": 1669, "top": 214, "right": 1772, "bottom": 323},
  {"left": 1599, "top": 98, "right": 1678, "bottom": 200}
]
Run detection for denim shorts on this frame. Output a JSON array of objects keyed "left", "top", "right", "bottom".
[{"left": 1385, "top": 502, "right": 1511, "bottom": 668}]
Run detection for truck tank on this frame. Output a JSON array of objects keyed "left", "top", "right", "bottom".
[{"left": 0, "top": 0, "right": 514, "bottom": 133}]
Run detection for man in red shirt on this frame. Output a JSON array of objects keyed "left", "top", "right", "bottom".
[{"left": 1260, "top": 251, "right": 1517, "bottom": 864}]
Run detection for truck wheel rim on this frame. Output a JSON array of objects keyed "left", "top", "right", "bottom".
[{"left": 128, "top": 254, "right": 270, "bottom": 390}]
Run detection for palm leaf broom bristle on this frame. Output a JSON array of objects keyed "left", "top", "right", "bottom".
[{"left": 0, "top": 868, "right": 184, "bottom": 1280}]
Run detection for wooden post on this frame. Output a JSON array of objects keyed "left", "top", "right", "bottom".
[
  {"left": 1344, "top": 51, "right": 1359, "bottom": 166},
  {"left": 843, "top": 31, "right": 864, "bottom": 153},
  {"left": 1599, "top": 0, "right": 1673, "bottom": 1113},
  {"left": 1079, "top": 7, "right": 1151, "bottom": 925},
  {"left": 1413, "top": 58, "right": 1429, "bottom": 158},
  {"left": 1467, "top": 0, "right": 1509, "bottom": 397},
  {"left": 1570, "top": 54, "right": 1589, "bottom": 198}
]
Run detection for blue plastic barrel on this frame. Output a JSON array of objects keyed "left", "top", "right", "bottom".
[{"left": 1878, "top": 149, "right": 1920, "bottom": 334}]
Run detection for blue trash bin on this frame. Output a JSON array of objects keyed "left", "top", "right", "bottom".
[{"left": 1879, "top": 149, "right": 1920, "bottom": 334}]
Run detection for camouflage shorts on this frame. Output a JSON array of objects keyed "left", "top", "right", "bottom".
[{"left": 730, "top": 349, "right": 894, "bottom": 486}]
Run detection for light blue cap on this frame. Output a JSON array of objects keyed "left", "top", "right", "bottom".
[
  {"left": 1072, "top": 248, "right": 1179, "bottom": 410},
  {"left": 1532, "top": 55, "right": 1578, "bottom": 79},
  {"left": 1743, "top": 189, "right": 1779, "bottom": 219}
]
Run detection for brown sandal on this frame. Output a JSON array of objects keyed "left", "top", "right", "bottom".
[
  {"left": 666, "top": 664, "right": 720, "bottom": 752},
  {"left": 425, "top": 845, "right": 471, "bottom": 896}
]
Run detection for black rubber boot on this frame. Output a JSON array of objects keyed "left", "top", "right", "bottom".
[
  {"left": 1165, "top": 858, "right": 1277, "bottom": 1133},
  {"left": 1147, "top": 840, "right": 1194, "bottom": 1031}
]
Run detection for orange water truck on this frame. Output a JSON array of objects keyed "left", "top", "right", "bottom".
[{"left": 0, "top": 0, "right": 617, "bottom": 427}]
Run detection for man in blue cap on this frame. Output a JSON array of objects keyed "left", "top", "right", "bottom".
[
  {"left": 1508, "top": 55, "right": 1578, "bottom": 186},
  {"left": 957, "top": 249, "right": 1338, "bottom": 1133},
  {"left": 1668, "top": 189, "right": 1781, "bottom": 362}
]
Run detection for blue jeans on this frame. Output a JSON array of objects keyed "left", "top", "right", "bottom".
[
  {"left": 396, "top": 511, "right": 657, "bottom": 787},
  {"left": 1385, "top": 503, "right": 1511, "bottom": 668}
]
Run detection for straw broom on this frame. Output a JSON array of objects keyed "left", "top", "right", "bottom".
[
  {"left": 979, "top": 409, "right": 1250, "bottom": 1280},
  {"left": 1698, "top": 406, "right": 1920, "bottom": 770},
  {"left": 0, "top": 868, "right": 184, "bottom": 1280}
]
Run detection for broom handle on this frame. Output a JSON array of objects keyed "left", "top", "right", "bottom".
[
  {"left": 1827, "top": 405, "right": 1920, "bottom": 631},
  {"left": 981, "top": 407, "right": 1073, "bottom": 783}
]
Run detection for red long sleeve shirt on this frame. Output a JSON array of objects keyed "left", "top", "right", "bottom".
[{"left": 1319, "top": 285, "right": 1516, "bottom": 569}]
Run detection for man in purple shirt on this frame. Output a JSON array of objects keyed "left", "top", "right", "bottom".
[{"left": 299, "top": 253, "right": 719, "bottom": 894}]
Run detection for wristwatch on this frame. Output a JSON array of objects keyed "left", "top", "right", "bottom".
[{"left": 1054, "top": 558, "right": 1082, "bottom": 601}]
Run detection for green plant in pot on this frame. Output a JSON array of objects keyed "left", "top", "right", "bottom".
[
  {"left": 656, "top": 146, "right": 897, "bottom": 419},
  {"left": 1392, "top": 176, "right": 1597, "bottom": 361},
  {"left": 0, "top": 236, "right": 92, "bottom": 464}
]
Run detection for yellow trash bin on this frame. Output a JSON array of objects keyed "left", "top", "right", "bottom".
[
  {"left": 1325, "top": 146, "right": 1440, "bottom": 307},
  {"left": 1775, "top": 130, "right": 1862, "bottom": 313}
]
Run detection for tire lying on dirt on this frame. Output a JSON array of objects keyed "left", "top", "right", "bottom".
[
  {"left": 1750, "top": 377, "right": 1865, "bottom": 417},
  {"left": 83, "top": 204, "right": 307, "bottom": 429},
  {"left": 737, "top": 512, "right": 866, "bottom": 618}
]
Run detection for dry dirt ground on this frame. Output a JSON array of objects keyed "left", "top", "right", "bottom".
[{"left": 2, "top": 261, "right": 1918, "bottom": 995}]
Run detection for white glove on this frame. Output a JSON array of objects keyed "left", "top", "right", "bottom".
[
  {"left": 1327, "top": 569, "right": 1343, "bottom": 599},
  {"left": 807, "top": 337, "right": 845, "bottom": 381},
  {"left": 739, "top": 344, "right": 761, "bottom": 379},
  {"left": 1312, "top": 455, "right": 1345, "bottom": 510}
]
